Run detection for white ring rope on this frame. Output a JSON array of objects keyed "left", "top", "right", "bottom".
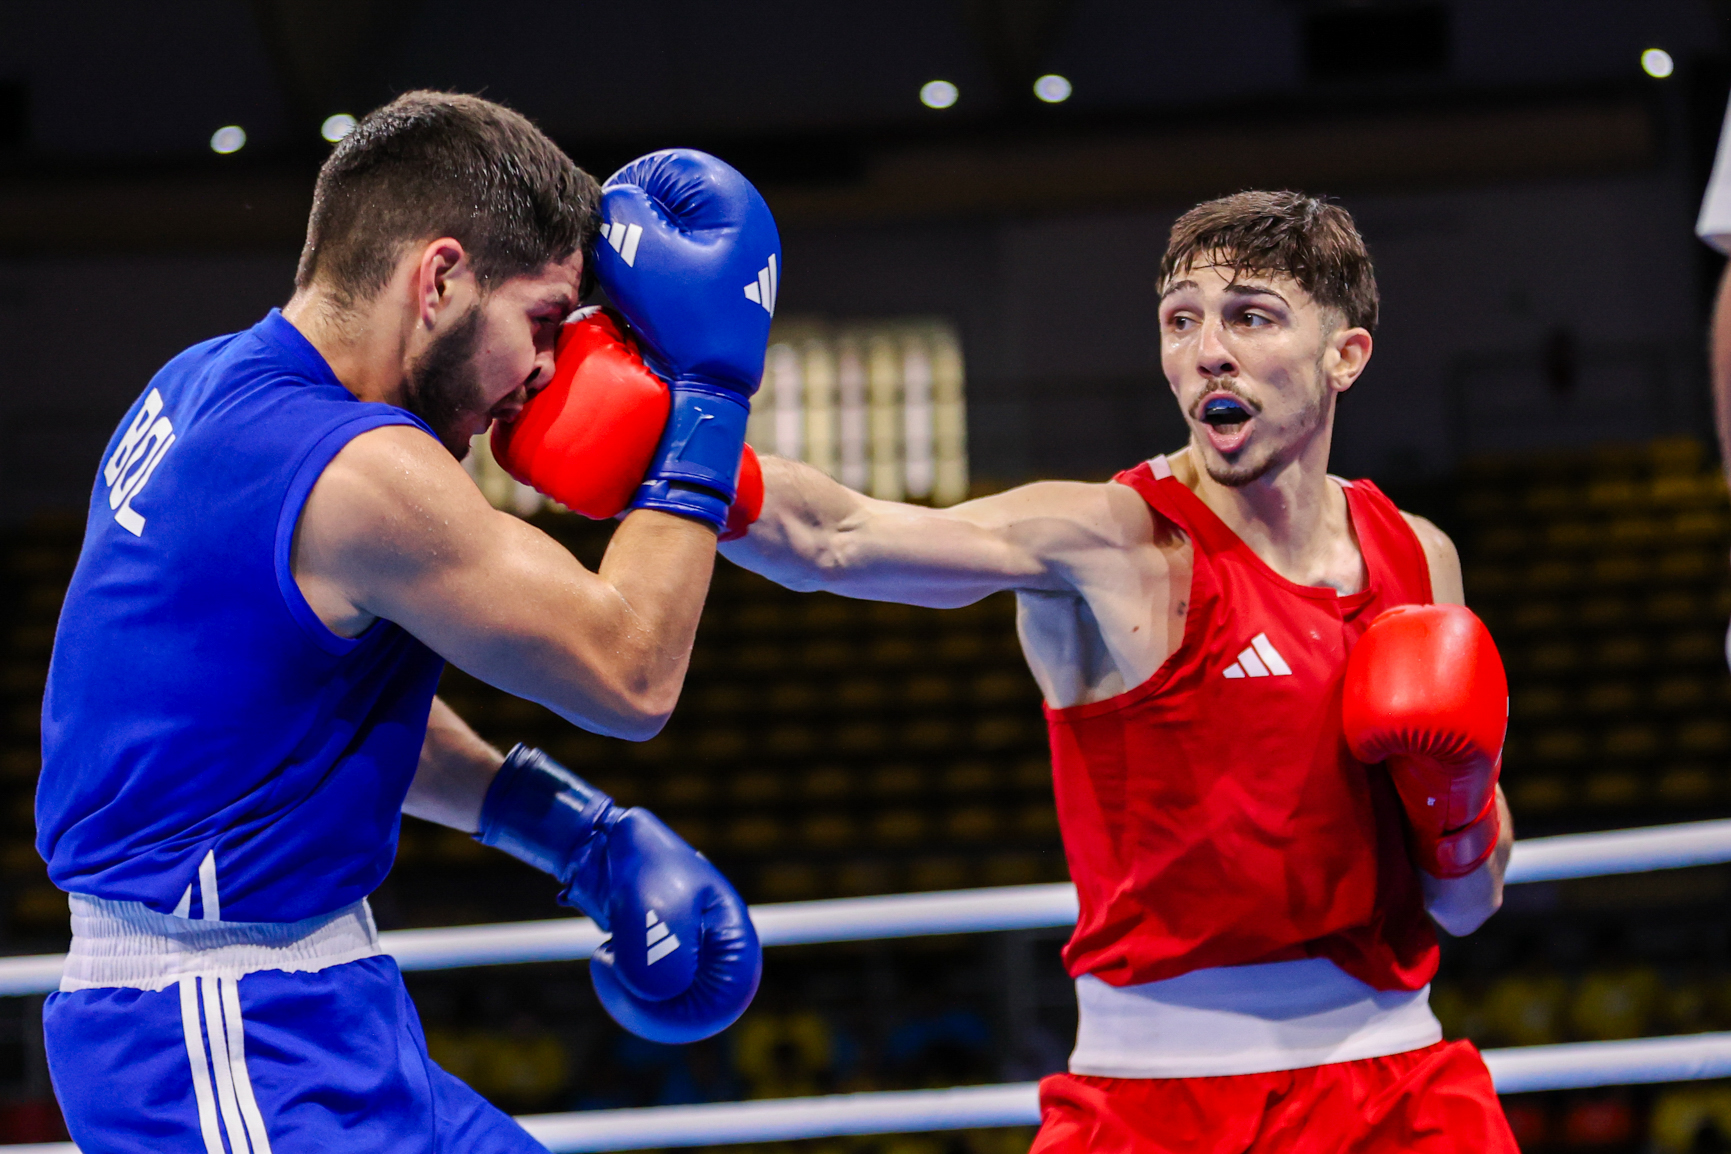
[
  {"left": 0, "top": 817, "right": 1724, "bottom": 994},
  {"left": 12, "top": 1034, "right": 1731, "bottom": 1154},
  {"left": 5, "top": 819, "right": 1731, "bottom": 1151}
]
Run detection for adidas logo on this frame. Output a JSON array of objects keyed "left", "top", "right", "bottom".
[
  {"left": 645, "top": 909, "right": 681, "bottom": 966},
  {"left": 1222, "top": 632, "right": 1293, "bottom": 679},
  {"left": 601, "top": 220, "right": 644, "bottom": 266},
  {"left": 743, "top": 254, "right": 778, "bottom": 315}
]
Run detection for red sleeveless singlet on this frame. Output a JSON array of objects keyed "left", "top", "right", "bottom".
[{"left": 1045, "top": 457, "right": 1440, "bottom": 992}]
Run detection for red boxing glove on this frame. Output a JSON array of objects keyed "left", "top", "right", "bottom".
[
  {"left": 492, "top": 309, "right": 670, "bottom": 519},
  {"left": 493, "top": 309, "right": 764, "bottom": 532},
  {"left": 1342, "top": 603, "right": 1507, "bottom": 879},
  {"left": 719, "top": 445, "right": 763, "bottom": 542}
]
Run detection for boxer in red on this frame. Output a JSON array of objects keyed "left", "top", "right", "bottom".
[{"left": 719, "top": 190, "right": 1517, "bottom": 1151}]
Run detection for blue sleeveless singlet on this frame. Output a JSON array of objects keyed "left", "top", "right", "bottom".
[{"left": 36, "top": 309, "right": 447, "bottom": 923}]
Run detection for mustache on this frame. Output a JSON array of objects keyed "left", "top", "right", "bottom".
[{"left": 1188, "top": 383, "right": 1264, "bottom": 422}]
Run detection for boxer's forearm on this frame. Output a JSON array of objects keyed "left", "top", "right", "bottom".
[
  {"left": 1420, "top": 786, "right": 1513, "bottom": 936},
  {"left": 722, "top": 456, "right": 1069, "bottom": 606},
  {"left": 1713, "top": 263, "right": 1731, "bottom": 486},
  {"left": 403, "top": 697, "right": 505, "bottom": 833},
  {"left": 720, "top": 456, "right": 872, "bottom": 589}
]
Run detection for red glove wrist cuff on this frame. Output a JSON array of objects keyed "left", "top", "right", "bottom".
[{"left": 1416, "top": 791, "right": 1501, "bottom": 879}]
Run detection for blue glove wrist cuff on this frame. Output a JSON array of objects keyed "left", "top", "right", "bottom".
[
  {"left": 631, "top": 382, "right": 748, "bottom": 523},
  {"left": 630, "top": 480, "right": 731, "bottom": 529},
  {"left": 475, "top": 744, "right": 619, "bottom": 924}
]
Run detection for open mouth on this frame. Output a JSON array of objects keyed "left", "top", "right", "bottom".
[
  {"left": 1201, "top": 396, "right": 1252, "bottom": 428},
  {"left": 1197, "top": 394, "right": 1256, "bottom": 454}
]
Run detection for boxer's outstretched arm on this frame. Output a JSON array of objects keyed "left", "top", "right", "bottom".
[
  {"left": 721, "top": 456, "right": 1141, "bottom": 606},
  {"left": 295, "top": 425, "right": 715, "bottom": 741}
]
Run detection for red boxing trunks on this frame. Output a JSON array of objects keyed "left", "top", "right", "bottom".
[{"left": 1031, "top": 1041, "right": 1517, "bottom": 1154}]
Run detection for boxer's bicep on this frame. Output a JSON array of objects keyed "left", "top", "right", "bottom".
[{"left": 301, "top": 427, "right": 702, "bottom": 738}]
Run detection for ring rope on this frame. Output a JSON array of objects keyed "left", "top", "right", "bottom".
[
  {"left": 1, "top": 817, "right": 1725, "bottom": 994},
  {"left": 7, "top": 819, "right": 1731, "bottom": 1150},
  {"left": 12, "top": 1034, "right": 1731, "bottom": 1154}
]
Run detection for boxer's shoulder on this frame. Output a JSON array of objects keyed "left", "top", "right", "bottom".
[
  {"left": 1398, "top": 510, "right": 1462, "bottom": 605},
  {"left": 292, "top": 424, "right": 499, "bottom": 635}
]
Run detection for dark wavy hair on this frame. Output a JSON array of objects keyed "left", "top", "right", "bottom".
[
  {"left": 1158, "top": 190, "right": 1379, "bottom": 334},
  {"left": 295, "top": 91, "right": 601, "bottom": 306}
]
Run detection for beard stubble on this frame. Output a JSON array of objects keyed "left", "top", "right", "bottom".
[
  {"left": 404, "top": 303, "right": 488, "bottom": 460},
  {"left": 1197, "top": 356, "right": 1331, "bottom": 489}
]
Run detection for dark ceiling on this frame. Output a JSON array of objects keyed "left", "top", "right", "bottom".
[{"left": 0, "top": 0, "right": 1725, "bottom": 250}]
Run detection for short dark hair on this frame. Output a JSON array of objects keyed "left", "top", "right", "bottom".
[
  {"left": 1158, "top": 191, "right": 1379, "bottom": 334},
  {"left": 295, "top": 91, "right": 601, "bottom": 305}
]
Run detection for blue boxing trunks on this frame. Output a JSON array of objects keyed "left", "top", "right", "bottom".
[{"left": 44, "top": 895, "right": 546, "bottom": 1153}]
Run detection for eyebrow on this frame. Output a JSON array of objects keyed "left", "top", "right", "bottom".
[{"left": 1223, "top": 283, "right": 1290, "bottom": 306}]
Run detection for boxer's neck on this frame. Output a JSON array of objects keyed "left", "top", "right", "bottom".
[
  {"left": 282, "top": 241, "right": 479, "bottom": 411},
  {"left": 1172, "top": 429, "right": 1365, "bottom": 595}
]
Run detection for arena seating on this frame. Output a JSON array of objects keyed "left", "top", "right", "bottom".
[
  {"left": 1460, "top": 437, "right": 1731, "bottom": 831},
  {"left": 0, "top": 440, "right": 1730, "bottom": 1147}
]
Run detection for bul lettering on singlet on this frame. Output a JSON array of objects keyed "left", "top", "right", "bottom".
[{"left": 102, "top": 388, "right": 176, "bottom": 537}]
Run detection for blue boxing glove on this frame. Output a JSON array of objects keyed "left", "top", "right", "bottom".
[
  {"left": 592, "top": 149, "right": 781, "bottom": 530},
  {"left": 476, "top": 745, "right": 761, "bottom": 1044}
]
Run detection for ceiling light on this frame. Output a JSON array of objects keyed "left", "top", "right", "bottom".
[
  {"left": 1033, "top": 74, "right": 1072, "bottom": 103},
  {"left": 920, "top": 80, "right": 958, "bottom": 110},
  {"left": 321, "top": 113, "right": 357, "bottom": 143},
  {"left": 1642, "top": 48, "right": 1674, "bottom": 79},
  {"left": 209, "top": 125, "right": 246, "bottom": 155}
]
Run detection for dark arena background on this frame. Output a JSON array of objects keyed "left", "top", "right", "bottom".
[{"left": 3, "top": 2, "right": 1731, "bottom": 1150}]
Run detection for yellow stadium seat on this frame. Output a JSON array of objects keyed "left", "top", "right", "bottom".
[
  {"left": 1581, "top": 682, "right": 1637, "bottom": 715},
  {"left": 903, "top": 719, "right": 960, "bottom": 753},
  {"left": 799, "top": 765, "right": 855, "bottom": 800},
  {"left": 1507, "top": 775, "right": 1571, "bottom": 813},
  {"left": 731, "top": 770, "right": 784, "bottom": 804},
  {"left": 908, "top": 856, "right": 970, "bottom": 891},
  {"left": 943, "top": 761, "right": 999, "bottom": 794},
  {"left": 869, "top": 764, "right": 925, "bottom": 797},
  {"left": 1583, "top": 770, "right": 1645, "bottom": 808},
  {"left": 1650, "top": 1083, "right": 1731, "bottom": 1154},
  {"left": 800, "top": 812, "right": 857, "bottom": 850},
  {"left": 872, "top": 809, "right": 928, "bottom": 845},
  {"left": 727, "top": 814, "right": 784, "bottom": 854},
  {"left": 759, "top": 861, "right": 822, "bottom": 902},
  {"left": 1570, "top": 966, "right": 1661, "bottom": 1041},
  {"left": 903, "top": 675, "right": 955, "bottom": 708},
  {"left": 1482, "top": 972, "right": 1569, "bottom": 1047},
  {"left": 1656, "top": 765, "right": 1717, "bottom": 806},
  {"left": 660, "top": 774, "right": 714, "bottom": 806},
  {"left": 945, "top": 806, "right": 1001, "bottom": 843},
  {"left": 766, "top": 723, "right": 818, "bottom": 758}
]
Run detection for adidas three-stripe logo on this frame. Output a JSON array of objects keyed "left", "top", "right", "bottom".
[
  {"left": 744, "top": 254, "right": 778, "bottom": 315},
  {"left": 1222, "top": 632, "right": 1293, "bottom": 679},
  {"left": 645, "top": 909, "right": 681, "bottom": 965},
  {"left": 601, "top": 220, "right": 643, "bottom": 266}
]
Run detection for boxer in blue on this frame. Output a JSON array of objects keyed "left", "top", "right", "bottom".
[{"left": 35, "top": 92, "right": 776, "bottom": 1152}]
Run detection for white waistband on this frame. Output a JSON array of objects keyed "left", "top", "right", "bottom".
[
  {"left": 1069, "top": 958, "right": 1443, "bottom": 1078},
  {"left": 61, "top": 894, "right": 383, "bottom": 992}
]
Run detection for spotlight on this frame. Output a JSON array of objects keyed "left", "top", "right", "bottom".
[
  {"left": 1642, "top": 48, "right": 1674, "bottom": 78},
  {"left": 920, "top": 80, "right": 958, "bottom": 110},
  {"left": 1033, "top": 74, "right": 1072, "bottom": 103},
  {"left": 321, "top": 113, "right": 357, "bottom": 143},
  {"left": 209, "top": 125, "right": 246, "bottom": 155}
]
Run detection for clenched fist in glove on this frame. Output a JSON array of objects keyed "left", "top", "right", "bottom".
[
  {"left": 476, "top": 745, "right": 761, "bottom": 1044},
  {"left": 594, "top": 148, "right": 781, "bottom": 530},
  {"left": 491, "top": 308, "right": 763, "bottom": 531},
  {"left": 1342, "top": 603, "right": 1507, "bottom": 880}
]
